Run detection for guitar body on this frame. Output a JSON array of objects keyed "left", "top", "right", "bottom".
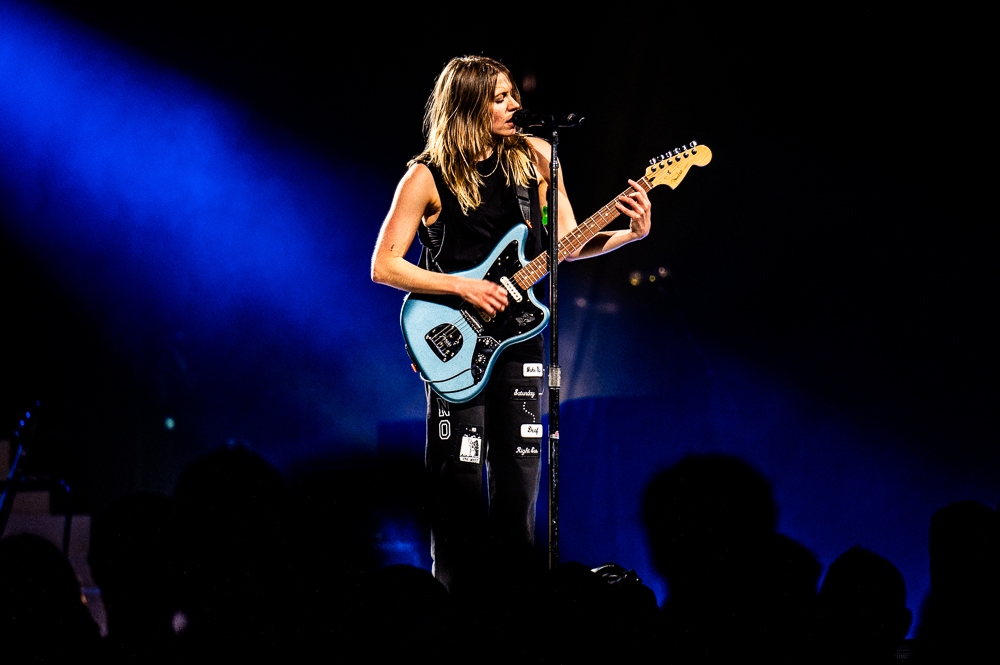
[
  {"left": 400, "top": 141, "right": 712, "bottom": 404},
  {"left": 401, "top": 224, "right": 549, "bottom": 403}
]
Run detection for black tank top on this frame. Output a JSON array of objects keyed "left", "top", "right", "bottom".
[{"left": 417, "top": 151, "right": 545, "bottom": 275}]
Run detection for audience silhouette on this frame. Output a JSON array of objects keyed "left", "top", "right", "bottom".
[
  {"left": 910, "top": 499, "right": 1000, "bottom": 663},
  {"left": 4, "top": 444, "right": 997, "bottom": 664},
  {"left": 815, "top": 545, "right": 912, "bottom": 664},
  {"left": 641, "top": 453, "right": 821, "bottom": 664},
  {"left": 0, "top": 532, "right": 101, "bottom": 663},
  {"left": 171, "top": 442, "right": 297, "bottom": 660},
  {"left": 88, "top": 491, "right": 181, "bottom": 663}
]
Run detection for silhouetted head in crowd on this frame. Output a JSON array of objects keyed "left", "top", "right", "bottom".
[
  {"left": 537, "top": 561, "right": 660, "bottom": 663},
  {"left": 354, "top": 564, "right": 454, "bottom": 661},
  {"left": 912, "top": 499, "right": 1000, "bottom": 663},
  {"left": 816, "top": 545, "right": 911, "bottom": 664},
  {"left": 0, "top": 532, "right": 101, "bottom": 662},
  {"left": 173, "top": 442, "right": 294, "bottom": 657},
  {"left": 640, "top": 453, "right": 820, "bottom": 664},
  {"left": 174, "top": 441, "right": 290, "bottom": 543},
  {"left": 641, "top": 453, "right": 778, "bottom": 592},
  {"left": 926, "top": 499, "right": 999, "bottom": 593},
  {"left": 88, "top": 491, "right": 181, "bottom": 651}
]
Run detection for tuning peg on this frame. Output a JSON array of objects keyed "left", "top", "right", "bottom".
[{"left": 690, "top": 140, "right": 698, "bottom": 147}]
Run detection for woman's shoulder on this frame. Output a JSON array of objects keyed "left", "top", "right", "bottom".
[
  {"left": 394, "top": 161, "right": 440, "bottom": 209},
  {"left": 525, "top": 136, "right": 553, "bottom": 182},
  {"left": 526, "top": 136, "right": 551, "bottom": 153},
  {"left": 401, "top": 160, "right": 435, "bottom": 186}
]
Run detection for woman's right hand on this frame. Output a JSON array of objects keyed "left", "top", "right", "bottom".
[{"left": 457, "top": 277, "right": 508, "bottom": 317}]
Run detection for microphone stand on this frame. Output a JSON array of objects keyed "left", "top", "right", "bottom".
[
  {"left": 547, "top": 126, "right": 561, "bottom": 570},
  {"left": 516, "top": 112, "right": 583, "bottom": 569}
]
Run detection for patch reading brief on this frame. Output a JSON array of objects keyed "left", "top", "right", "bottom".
[
  {"left": 522, "top": 363, "right": 543, "bottom": 377},
  {"left": 520, "top": 423, "right": 543, "bottom": 438},
  {"left": 459, "top": 427, "right": 482, "bottom": 463}
]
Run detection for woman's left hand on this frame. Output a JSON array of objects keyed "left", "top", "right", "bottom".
[{"left": 616, "top": 179, "right": 652, "bottom": 240}]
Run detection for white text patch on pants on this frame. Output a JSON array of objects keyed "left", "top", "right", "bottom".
[
  {"left": 459, "top": 429, "right": 482, "bottom": 463},
  {"left": 520, "top": 423, "right": 543, "bottom": 438},
  {"left": 522, "top": 363, "right": 543, "bottom": 377}
]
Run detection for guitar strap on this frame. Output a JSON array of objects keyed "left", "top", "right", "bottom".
[
  {"left": 517, "top": 176, "right": 548, "bottom": 247},
  {"left": 515, "top": 184, "right": 532, "bottom": 227}
]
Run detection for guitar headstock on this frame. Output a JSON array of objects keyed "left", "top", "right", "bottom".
[{"left": 645, "top": 142, "right": 712, "bottom": 189}]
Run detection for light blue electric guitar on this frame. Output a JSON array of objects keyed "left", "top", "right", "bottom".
[{"left": 401, "top": 142, "right": 712, "bottom": 402}]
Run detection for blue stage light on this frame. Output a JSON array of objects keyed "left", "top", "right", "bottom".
[{"left": 0, "top": 1, "right": 424, "bottom": 464}]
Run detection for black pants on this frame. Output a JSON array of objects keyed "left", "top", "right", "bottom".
[{"left": 424, "top": 337, "right": 544, "bottom": 594}]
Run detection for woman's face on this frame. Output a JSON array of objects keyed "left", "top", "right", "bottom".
[{"left": 490, "top": 74, "right": 520, "bottom": 138}]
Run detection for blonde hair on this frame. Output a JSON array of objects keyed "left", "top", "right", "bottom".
[{"left": 410, "top": 55, "right": 536, "bottom": 214}]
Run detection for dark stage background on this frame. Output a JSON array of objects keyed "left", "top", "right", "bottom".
[{"left": 2, "top": 2, "right": 995, "bottom": 613}]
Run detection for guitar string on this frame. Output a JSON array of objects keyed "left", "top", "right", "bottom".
[
  {"left": 427, "top": 315, "right": 476, "bottom": 348},
  {"left": 416, "top": 174, "right": 664, "bottom": 392},
  {"left": 422, "top": 180, "right": 632, "bottom": 351}
]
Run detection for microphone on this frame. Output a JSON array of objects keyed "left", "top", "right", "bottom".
[{"left": 512, "top": 109, "right": 584, "bottom": 129}]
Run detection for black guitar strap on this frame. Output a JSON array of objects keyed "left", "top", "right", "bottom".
[
  {"left": 515, "top": 184, "right": 532, "bottom": 226},
  {"left": 516, "top": 181, "right": 549, "bottom": 247}
]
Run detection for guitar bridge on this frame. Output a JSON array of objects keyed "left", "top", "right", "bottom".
[
  {"left": 460, "top": 308, "right": 485, "bottom": 333},
  {"left": 425, "top": 323, "right": 464, "bottom": 362}
]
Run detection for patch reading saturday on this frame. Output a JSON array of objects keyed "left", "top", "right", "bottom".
[
  {"left": 510, "top": 386, "right": 538, "bottom": 401},
  {"left": 520, "top": 423, "right": 543, "bottom": 439},
  {"left": 522, "top": 363, "right": 543, "bottom": 377},
  {"left": 459, "top": 427, "right": 483, "bottom": 464}
]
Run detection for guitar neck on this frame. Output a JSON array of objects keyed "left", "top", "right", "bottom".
[{"left": 514, "top": 176, "right": 653, "bottom": 289}]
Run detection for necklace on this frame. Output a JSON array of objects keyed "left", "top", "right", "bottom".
[{"left": 478, "top": 147, "right": 501, "bottom": 178}]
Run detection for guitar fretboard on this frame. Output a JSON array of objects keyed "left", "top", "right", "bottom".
[{"left": 513, "top": 176, "right": 653, "bottom": 289}]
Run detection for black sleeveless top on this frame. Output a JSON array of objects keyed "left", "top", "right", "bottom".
[{"left": 417, "top": 151, "right": 545, "bottom": 276}]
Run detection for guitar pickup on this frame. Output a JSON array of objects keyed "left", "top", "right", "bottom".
[{"left": 500, "top": 276, "right": 522, "bottom": 303}]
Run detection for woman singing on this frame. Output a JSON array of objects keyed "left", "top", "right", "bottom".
[{"left": 371, "top": 55, "right": 652, "bottom": 593}]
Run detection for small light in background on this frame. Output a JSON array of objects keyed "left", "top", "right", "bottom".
[
  {"left": 164, "top": 417, "right": 175, "bottom": 431},
  {"left": 629, "top": 270, "right": 641, "bottom": 286},
  {"left": 648, "top": 274, "right": 656, "bottom": 283},
  {"left": 658, "top": 267, "right": 670, "bottom": 278},
  {"left": 574, "top": 297, "right": 587, "bottom": 308}
]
